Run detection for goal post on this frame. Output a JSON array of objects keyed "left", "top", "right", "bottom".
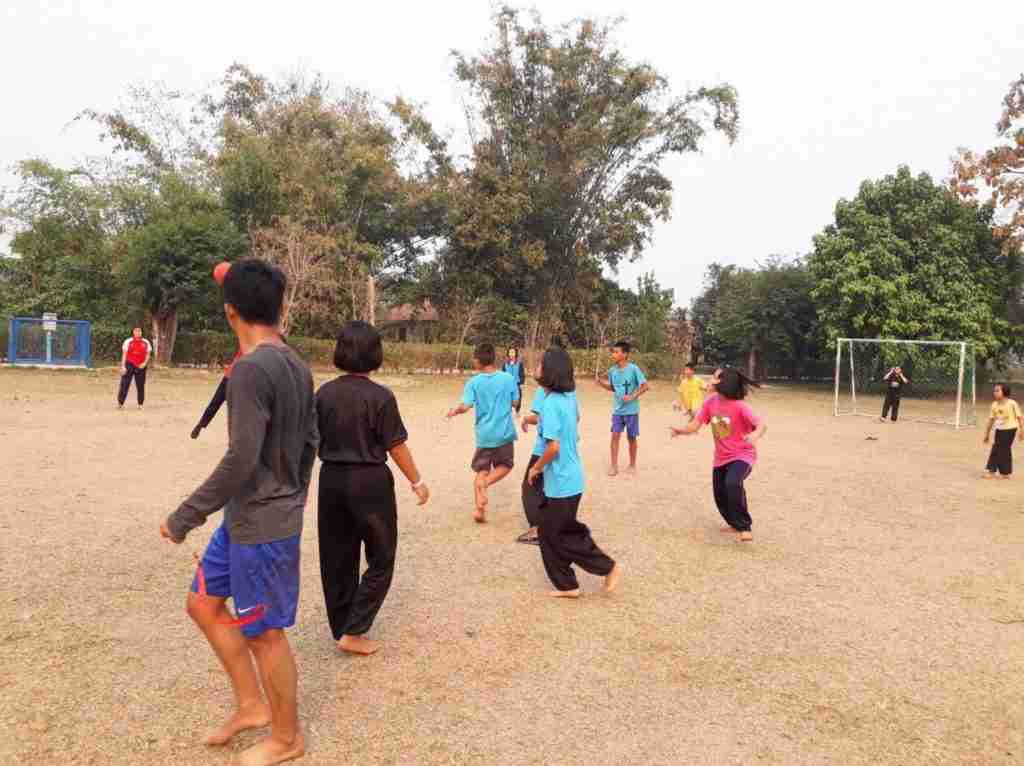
[
  {"left": 7, "top": 316, "right": 92, "bottom": 367},
  {"left": 833, "top": 338, "right": 977, "bottom": 428}
]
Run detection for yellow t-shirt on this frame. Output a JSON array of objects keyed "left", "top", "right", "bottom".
[
  {"left": 678, "top": 375, "right": 705, "bottom": 410},
  {"left": 990, "top": 398, "right": 1022, "bottom": 430}
]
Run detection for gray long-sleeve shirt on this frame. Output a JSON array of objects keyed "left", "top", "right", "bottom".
[{"left": 166, "top": 343, "right": 318, "bottom": 545}]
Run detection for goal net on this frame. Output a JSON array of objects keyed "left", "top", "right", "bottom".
[
  {"left": 7, "top": 317, "right": 92, "bottom": 367},
  {"left": 833, "top": 338, "right": 976, "bottom": 428}
]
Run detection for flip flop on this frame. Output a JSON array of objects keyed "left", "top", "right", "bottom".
[{"left": 516, "top": 531, "right": 540, "bottom": 545}]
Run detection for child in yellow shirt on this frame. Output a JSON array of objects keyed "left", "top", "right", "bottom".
[
  {"left": 676, "top": 364, "right": 704, "bottom": 419},
  {"left": 983, "top": 382, "right": 1022, "bottom": 478}
]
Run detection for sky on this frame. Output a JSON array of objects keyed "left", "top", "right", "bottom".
[{"left": 2, "top": 0, "right": 1022, "bottom": 307}]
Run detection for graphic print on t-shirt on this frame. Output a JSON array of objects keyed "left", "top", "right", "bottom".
[{"left": 710, "top": 414, "right": 732, "bottom": 441}]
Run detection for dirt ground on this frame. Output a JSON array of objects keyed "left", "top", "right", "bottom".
[{"left": 1, "top": 364, "right": 1022, "bottom": 766}]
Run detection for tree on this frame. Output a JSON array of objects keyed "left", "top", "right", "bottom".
[
  {"left": 0, "top": 160, "right": 122, "bottom": 322},
  {"left": 809, "top": 166, "right": 1022, "bottom": 361},
  {"left": 952, "top": 74, "right": 1024, "bottom": 251},
  {"left": 626, "top": 272, "right": 674, "bottom": 352},
  {"left": 449, "top": 7, "right": 739, "bottom": 344},
  {"left": 120, "top": 177, "right": 246, "bottom": 363},
  {"left": 709, "top": 257, "right": 819, "bottom": 377},
  {"left": 213, "top": 66, "right": 447, "bottom": 334}
]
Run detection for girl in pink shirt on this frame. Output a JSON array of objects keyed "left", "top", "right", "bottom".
[{"left": 671, "top": 368, "right": 767, "bottom": 542}]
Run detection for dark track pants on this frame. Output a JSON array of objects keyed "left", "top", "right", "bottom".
[
  {"left": 318, "top": 463, "right": 398, "bottom": 638},
  {"left": 117, "top": 363, "right": 147, "bottom": 406},
  {"left": 521, "top": 454, "right": 545, "bottom": 529},
  {"left": 538, "top": 493, "right": 615, "bottom": 591},
  {"left": 881, "top": 390, "right": 901, "bottom": 421},
  {"left": 986, "top": 428, "right": 1016, "bottom": 476},
  {"left": 713, "top": 460, "right": 753, "bottom": 532}
]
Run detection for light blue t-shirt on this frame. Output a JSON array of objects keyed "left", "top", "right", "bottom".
[
  {"left": 529, "top": 388, "right": 547, "bottom": 457},
  {"left": 608, "top": 362, "right": 647, "bottom": 416},
  {"left": 539, "top": 391, "right": 584, "bottom": 498},
  {"left": 462, "top": 370, "right": 519, "bottom": 448}
]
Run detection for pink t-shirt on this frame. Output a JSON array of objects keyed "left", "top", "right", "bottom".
[{"left": 697, "top": 394, "right": 762, "bottom": 468}]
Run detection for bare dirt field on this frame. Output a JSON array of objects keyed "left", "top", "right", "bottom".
[{"left": 1, "top": 365, "right": 1022, "bottom": 766}]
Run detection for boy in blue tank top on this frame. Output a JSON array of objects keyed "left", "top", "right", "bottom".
[{"left": 447, "top": 343, "right": 520, "bottom": 523}]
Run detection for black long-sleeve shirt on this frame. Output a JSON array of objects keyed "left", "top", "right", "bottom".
[{"left": 167, "top": 343, "right": 318, "bottom": 544}]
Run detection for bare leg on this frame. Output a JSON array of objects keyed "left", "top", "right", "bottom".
[
  {"left": 185, "top": 592, "right": 270, "bottom": 746},
  {"left": 485, "top": 465, "right": 512, "bottom": 486},
  {"left": 473, "top": 471, "right": 489, "bottom": 522},
  {"left": 627, "top": 438, "right": 638, "bottom": 470},
  {"left": 238, "top": 629, "right": 304, "bottom": 766},
  {"left": 609, "top": 433, "right": 621, "bottom": 475}
]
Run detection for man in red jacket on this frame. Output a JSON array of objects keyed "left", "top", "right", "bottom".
[{"left": 118, "top": 327, "right": 152, "bottom": 409}]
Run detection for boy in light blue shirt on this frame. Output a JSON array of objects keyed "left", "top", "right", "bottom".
[
  {"left": 529, "top": 347, "right": 620, "bottom": 598},
  {"left": 447, "top": 343, "right": 520, "bottom": 523},
  {"left": 594, "top": 340, "right": 649, "bottom": 476}
]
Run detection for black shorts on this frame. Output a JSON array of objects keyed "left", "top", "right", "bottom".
[{"left": 471, "top": 443, "right": 515, "bottom": 472}]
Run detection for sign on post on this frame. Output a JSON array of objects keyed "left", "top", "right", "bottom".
[{"left": 42, "top": 313, "right": 58, "bottom": 332}]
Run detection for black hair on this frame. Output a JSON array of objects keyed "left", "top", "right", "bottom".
[
  {"left": 715, "top": 368, "right": 761, "bottom": 400},
  {"left": 475, "top": 343, "right": 496, "bottom": 367},
  {"left": 612, "top": 340, "right": 631, "bottom": 354},
  {"left": 223, "top": 259, "right": 286, "bottom": 326},
  {"left": 684, "top": 362, "right": 695, "bottom": 371},
  {"left": 995, "top": 382, "right": 1011, "bottom": 397},
  {"left": 333, "top": 320, "right": 383, "bottom": 373},
  {"left": 538, "top": 347, "right": 575, "bottom": 393},
  {"left": 507, "top": 346, "right": 519, "bottom": 358}
]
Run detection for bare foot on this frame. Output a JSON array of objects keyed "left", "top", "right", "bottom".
[
  {"left": 203, "top": 703, "right": 271, "bottom": 746},
  {"left": 1000, "top": 474, "right": 1012, "bottom": 480},
  {"left": 337, "top": 634, "right": 381, "bottom": 656},
  {"left": 626, "top": 465, "right": 637, "bottom": 476},
  {"left": 878, "top": 417, "right": 886, "bottom": 423},
  {"left": 983, "top": 472, "right": 995, "bottom": 479},
  {"left": 548, "top": 589, "right": 581, "bottom": 599},
  {"left": 607, "top": 466, "right": 619, "bottom": 477},
  {"left": 738, "top": 531, "right": 753, "bottom": 542},
  {"left": 235, "top": 734, "right": 305, "bottom": 766},
  {"left": 603, "top": 563, "right": 622, "bottom": 593},
  {"left": 719, "top": 524, "right": 737, "bottom": 534},
  {"left": 473, "top": 505, "right": 487, "bottom": 523}
]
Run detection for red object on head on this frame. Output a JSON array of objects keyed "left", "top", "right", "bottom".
[{"left": 213, "top": 262, "right": 231, "bottom": 285}]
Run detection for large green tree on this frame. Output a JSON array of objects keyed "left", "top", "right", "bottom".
[
  {"left": 443, "top": 6, "right": 739, "bottom": 346},
  {"left": 705, "top": 257, "right": 820, "bottom": 377},
  {"left": 808, "top": 166, "right": 1022, "bottom": 361},
  {"left": 119, "top": 176, "right": 246, "bottom": 362}
]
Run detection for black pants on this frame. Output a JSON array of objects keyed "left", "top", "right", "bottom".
[
  {"left": 881, "top": 390, "right": 901, "bottom": 421},
  {"left": 713, "top": 460, "right": 753, "bottom": 532},
  {"left": 196, "top": 377, "right": 228, "bottom": 430},
  {"left": 986, "top": 429, "right": 1016, "bottom": 476},
  {"left": 117, "top": 363, "right": 147, "bottom": 406},
  {"left": 318, "top": 463, "right": 398, "bottom": 638},
  {"left": 521, "top": 455, "right": 545, "bottom": 529},
  {"left": 538, "top": 493, "right": 615, "bottom": 591}
]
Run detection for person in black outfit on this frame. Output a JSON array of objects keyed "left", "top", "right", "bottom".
[
  {"left": 879, "top": 366, "right": 909, "bottom": 422},
  {"left": 316, "top": 321, "right": 430, "bottom": 656},
  {"left": 502, "top": 346, "right": 526, "bottom": 415}
]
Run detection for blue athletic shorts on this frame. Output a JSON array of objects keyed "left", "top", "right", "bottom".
[
  {"left": 191, "top": 523, "right": 301, "bottom": 638},
  {"left": 611, "top": 413, "right": 640, "bottom": 439}
]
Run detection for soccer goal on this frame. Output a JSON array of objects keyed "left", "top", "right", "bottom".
[
  {"left": 833, "top": 338, "right": 976, "bottom": 428},
  {"left": 7, "top": 316, "right": 92, "bottom": 367}
]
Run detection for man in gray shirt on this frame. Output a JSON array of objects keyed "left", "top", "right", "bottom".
[{"left": 160, "top": 259, "right": 316, "bottom": 766}]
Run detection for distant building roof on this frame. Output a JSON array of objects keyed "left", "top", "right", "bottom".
[{"left": 381, "top": 300, "right": 439, "bottom": 323}]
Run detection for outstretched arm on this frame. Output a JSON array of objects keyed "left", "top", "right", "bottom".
[
  {"left": 594, "top": 371, "right": 614, "bottom": 391},
  {"left": 670, "top": 419, "right": 703, "bottom": 438},
  {"left": 447, "top": 402, "right": 473, "bottom": 418}
]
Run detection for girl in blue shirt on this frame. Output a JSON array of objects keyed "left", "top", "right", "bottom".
[
  {"left": 527, "top": 347, "right": 621, "bottom": 597},
  {"left": 502, "top": 346, "right": 526, "bottom": 415}
]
